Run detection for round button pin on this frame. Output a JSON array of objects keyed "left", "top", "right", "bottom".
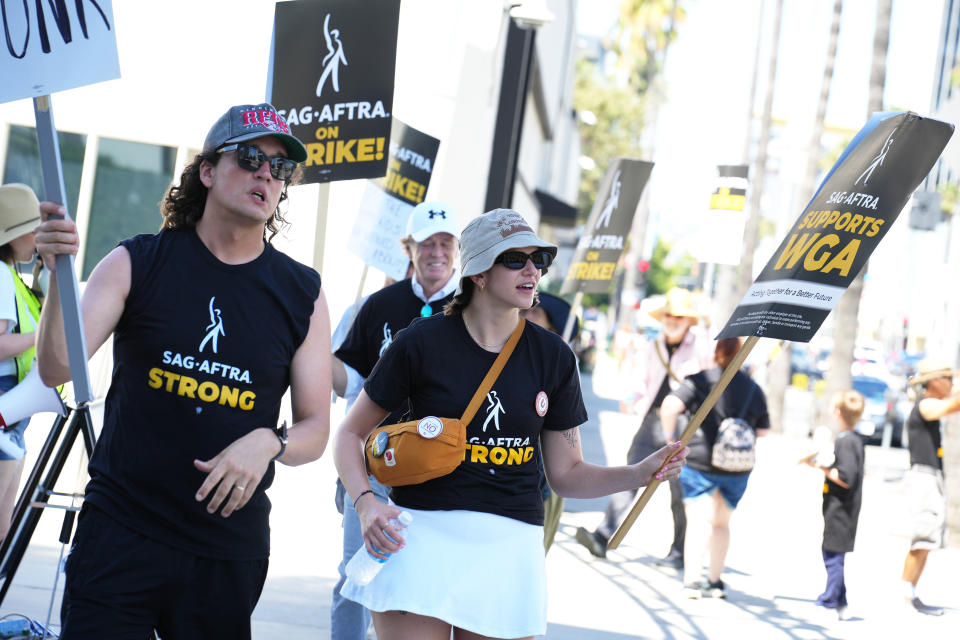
[{"left": 371, "top": 430, "right": 389, "bottom": 457}]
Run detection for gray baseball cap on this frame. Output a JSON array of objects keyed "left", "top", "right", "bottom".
[
  {"left": 456, "top": 208, "right": 557, "bottom": 294},
  {"left": 202, "top": 103, "right": 307, "bottom": 163}
]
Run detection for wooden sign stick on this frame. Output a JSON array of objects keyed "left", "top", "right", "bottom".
[{"left": 607, "top": 335, "right": 760, "bottom": 550}]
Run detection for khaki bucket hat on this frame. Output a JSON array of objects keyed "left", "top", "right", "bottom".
[
  {"left": 456, "top": 208, "right": 557, "bottom": 294},
  {"left": 0, "top": 184, "right": 41, "bottom": 247}
]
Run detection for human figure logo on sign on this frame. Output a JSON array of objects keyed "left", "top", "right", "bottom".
[
  {"left": 595, "top": 170, "right": 621, "bottom": 228},
  {"left": 855, "top": 127, "right": 895, "bottom": 186},
  {"left": 560, "top": 159, "right": 653, "bottom": 298},
  {"left": 607, "top": 111, "right": 955, "bottom": 552},
  {"left": 316, "top": 14, "right": 348, "bottom": 97}
]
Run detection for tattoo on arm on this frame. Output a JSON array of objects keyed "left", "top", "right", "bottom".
[{"left": 561, "top": 427, "right": 579, "bottom": 449}]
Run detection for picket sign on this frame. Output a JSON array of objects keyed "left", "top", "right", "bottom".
[
  {"left": 1, "top": 3, "right": 122, "bottom": 402},
  {"left": 609, "top": 111, "right": 955, "bottom": 549}
]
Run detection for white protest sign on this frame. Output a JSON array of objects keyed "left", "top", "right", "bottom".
[
  {"left": 347, "top": 183, "right": 412, "bottom": 281},
  {"left": 1, "top": 1, "right": 120, "bottom": 103}
]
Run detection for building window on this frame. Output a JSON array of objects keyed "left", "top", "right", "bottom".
[
  {"left": 2, "top": 124, "right": 85, "bottom": 215},
  {"left": 83, "top": 138, "right": 176, "bottom": 279}
]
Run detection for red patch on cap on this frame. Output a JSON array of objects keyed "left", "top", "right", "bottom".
[{"left": 240, "top": 108, "right": 291, "bottom": 134}]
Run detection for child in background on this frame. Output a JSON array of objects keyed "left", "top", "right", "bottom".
[{"left": 806, "top": 389, "right": 865, "bottom": 621}]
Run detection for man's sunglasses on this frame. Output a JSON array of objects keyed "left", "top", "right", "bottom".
[
  {"left": 494, "top": 249, "right": 554, "bottom": 271},
  {"left": 217, "top": 143, "right": 298, "bottom": 182}
]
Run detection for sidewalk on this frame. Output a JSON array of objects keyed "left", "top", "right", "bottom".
[{"left": 0, "top": 353, "right": 956, "bottom": 638}]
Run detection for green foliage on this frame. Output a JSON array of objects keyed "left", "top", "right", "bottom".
[
  {"left": 937, "top": 180, "right": 959, "bottom": 215},
  {"left": 573, "top": 0, "right": 685, "bottom": 216},
  {"left": 573, "top": 59, "right": 646, "bottom": 214},
  {"left": 615, "top": 0, "right": 686, "bottom": 94},
  {"left": 646, "top": 237, "right": 684, "bottom": 295}
]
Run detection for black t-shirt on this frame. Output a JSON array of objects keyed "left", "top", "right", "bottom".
[
  {"left": 670, "top": 367, "right": 769, "bottom": 475},
  {"left": 649, "top": 341, "right": 681, "bottom": 414},
  {"left": 822, "top": 430, "right": 865, "bottom": 553},
  {"left": 906, "top": 402, "right": 943, "bottom": 469},
  {"left": 335, "top": 278, "right": 454, "bottom": 423},
  {"left": 363, "top": 314, "right": 587, "bottom": 525},
  {"left": 86, "top": 229, "right": 320, "bottom": 560}
]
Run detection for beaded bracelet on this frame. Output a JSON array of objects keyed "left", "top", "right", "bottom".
[{"left": 353, "top": 489, "right": 375, "bottom": 508}]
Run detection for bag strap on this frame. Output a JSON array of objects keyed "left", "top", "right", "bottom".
[
  {"left": 654, "top": 340, "right": 682, "bottom": 384},
  {"left": 737, "top": 377, "right": 758, "bottom": 420},
  {"left": 460, "top": 318, "right": 526, "bottom": 424}
]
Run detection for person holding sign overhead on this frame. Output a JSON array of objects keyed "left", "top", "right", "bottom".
[
  {"left": 34, "top": 103, "right": 331, "bottom": 639},
  {"left": 899, "top": 359, "right": 959, "bottom": 616},
  {"left": 330, "top": 200, "right": 459, "bottom": 640},
  {"left": 334, "top": 208, "right": 686, "bottom": 640}
]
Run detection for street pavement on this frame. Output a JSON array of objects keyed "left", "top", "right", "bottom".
[{"left": 0, "top": 353, "right": 956, "bottom": 639}]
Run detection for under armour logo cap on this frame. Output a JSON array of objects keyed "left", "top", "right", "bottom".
[{"left": 406, "top": 200, "right": 460, "bottom": 242}]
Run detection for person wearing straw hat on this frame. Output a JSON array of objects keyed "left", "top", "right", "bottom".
[
  {"left": 899, "top": 359, "right": 959, "bottom": 616},
  {"left": 0, "top": 183, "right": 50, "bottom": 544},
  {"left": 334, "top": 208, "right": 686, "bottom": 640},
  {"left": 34, "top": 103, "right": 332, "bottom": 639},
  {"left": 576, "top": 287, "right": 712, "bottom": 562}
]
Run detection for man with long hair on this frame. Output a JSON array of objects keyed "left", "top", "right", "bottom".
[{"left": 34, "top": 103, "right": 332, "bottom": 639}]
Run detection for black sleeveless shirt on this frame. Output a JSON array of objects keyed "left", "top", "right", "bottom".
[
  {"left": 84, "top": 229, "right": 320, "bottom": 559},
  {"left": 906, "top": 402, "right": 943, "bottom": 470}
]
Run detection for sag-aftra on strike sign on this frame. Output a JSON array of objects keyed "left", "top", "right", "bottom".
[
  {"left": 718, "top": 111, "right": 954, "bottom": 343},
  {"left": 269, "top": 0, "right": 400, "bottom": 184}
]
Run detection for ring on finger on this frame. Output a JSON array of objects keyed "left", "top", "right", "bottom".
[{"left": 235, "top": 484, "right": 246, "bottom": 491}]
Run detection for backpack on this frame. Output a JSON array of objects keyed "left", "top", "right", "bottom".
[{"left": 711, "top": 381, "right": 758, "bottom": 473}]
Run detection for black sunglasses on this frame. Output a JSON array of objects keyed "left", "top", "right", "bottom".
[
  {"left": 494, "top": 249, "right": 554, "bottom": 271},
  {"left": 217, "top": 143, "right": 298, "bottom": 182}
]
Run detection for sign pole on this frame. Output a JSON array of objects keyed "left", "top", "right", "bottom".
[
  {"left": 607, "top": 336, "right": 760, "bottom": 550},
  {"left": 561, "top": 291, "right": 583, "bottom": 344},
  {"left": 32, "top": 96, "right": 93, "bottom": 404},
  {"left": 312, "top": 183, "right": 330, "bottom": 276}
]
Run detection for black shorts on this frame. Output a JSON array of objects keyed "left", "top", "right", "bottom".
[{"left": 60, "top": 505, "right": 269, "bottom": 640}]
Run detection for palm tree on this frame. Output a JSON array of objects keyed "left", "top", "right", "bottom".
[
  {"left": 821, "top": 0, "right": 890, "bottom": 422},
  {"left": 768, "top": 0, "right": 843, "bottom": 432},
  {"left": 737, "top": 0, "right": 784, "bottom": 300}
]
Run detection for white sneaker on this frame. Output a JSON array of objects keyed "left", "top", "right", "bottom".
[{"left": 0, "top": 430, "right": 25, "bottom": 460}]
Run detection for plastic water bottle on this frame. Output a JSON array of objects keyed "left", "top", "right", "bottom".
[{"left": 345, "top": 511, "right": 413, "bottom": 585}]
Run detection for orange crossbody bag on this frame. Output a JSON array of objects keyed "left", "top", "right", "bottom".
[{"left": 364, "top": 318, "right": 525, "bottom": 486}]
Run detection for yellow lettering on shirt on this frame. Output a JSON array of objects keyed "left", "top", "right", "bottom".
[{"left": 146, "top": 367, "right": 255, "bottom": 411}]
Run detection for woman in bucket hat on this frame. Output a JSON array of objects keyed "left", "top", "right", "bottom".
[
  {"left": 335, "top": 208, "right": 687, "bottom": 640},
  {"left": 0, "top": 184, "right": 49, "bottom": 544}
]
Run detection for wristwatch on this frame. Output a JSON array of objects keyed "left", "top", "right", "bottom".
[{"left": 271, "top": 421, "right": 288, "bottom": 461}]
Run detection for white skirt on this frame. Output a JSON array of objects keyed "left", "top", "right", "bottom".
[{"left": 340, "top": 508, "right": 547, "bottom": 639}]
